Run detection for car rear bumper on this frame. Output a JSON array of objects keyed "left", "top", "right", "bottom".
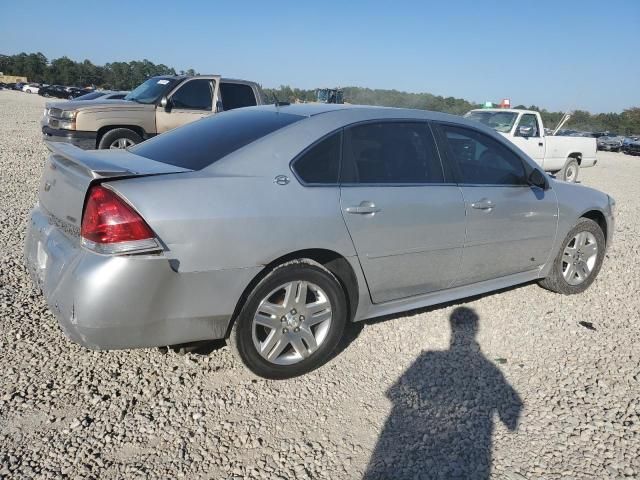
[
  {"left": 24, "top": 205, "right": 260, "bottom": 350},
  {"left": 42, "top": 126, "right": 97, "bottom": 150}
]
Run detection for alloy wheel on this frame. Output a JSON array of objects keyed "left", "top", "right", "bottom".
[
  {"left": 252, "top": 281, "right": 332, "bottom": 365},
  {"left": 109, "top": 138, "right": 135, "bottom": 149},
  {"left": 562, "top": 231, "right": 598, "bottom": 285}
]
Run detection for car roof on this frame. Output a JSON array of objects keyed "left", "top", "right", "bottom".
[{"left": 252, "top": 103, "right": 468, "bottom": 124}]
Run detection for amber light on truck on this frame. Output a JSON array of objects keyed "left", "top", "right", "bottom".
[{"left": 81, "top": 185, "right": 161, "bottom": 255}]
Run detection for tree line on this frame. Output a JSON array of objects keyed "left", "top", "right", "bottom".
[{"left": 2, "top": 52, "right": 638, "bottom": 134}]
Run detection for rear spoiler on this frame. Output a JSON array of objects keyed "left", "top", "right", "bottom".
[{"left": 45, "top": 141, "right": 191, "bottom": 179}]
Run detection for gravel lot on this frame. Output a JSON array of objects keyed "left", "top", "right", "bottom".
[{"left": 1, "top": 90, "right": 638, "bottom": 479}]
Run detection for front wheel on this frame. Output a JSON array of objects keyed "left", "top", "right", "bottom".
[
  {"left": 558, "top": 158, "right": 579, "bottom": 182},
  {"left": 539, "top": 218, "right": 605, "bottom": 294},
  {"left": 98, "top": 128, "right": 143, "bottom": 150},
  {"left": 229, "top": 261, "right": 347, "bottom": 379}
]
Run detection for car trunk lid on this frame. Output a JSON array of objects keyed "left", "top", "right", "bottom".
[{"left": 38, "top": 142, "right": 191, "bottom": 237}]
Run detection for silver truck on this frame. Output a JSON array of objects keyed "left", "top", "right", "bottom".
[{"left": 42, "top": 75, "right": 263, "bottom": 149}]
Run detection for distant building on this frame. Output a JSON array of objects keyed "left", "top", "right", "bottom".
[{"left": 0, "top": 74, "right": 28, "bottom": 83}]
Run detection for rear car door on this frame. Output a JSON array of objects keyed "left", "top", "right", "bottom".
[
  {"left": 339, "top": 121, "right": 466, "bottom": 303},
  {"left": 435, "top": 123, "right": 557, "bottom": 285},
  {"left": 510, "top": 113, "right": 545, "bottom": 166},
  {"left": 219, "top": 82, "right": 258, "bottom": 111},
  {"left": 155, "top": 77, "right": 219, "bottom": 133}
]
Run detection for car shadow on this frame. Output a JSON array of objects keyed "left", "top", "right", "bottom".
[
  {"left": 329, "top": 281, "right": 532, "bottom": 362},
  {"left": 363, "top": 306, "right": 523, "bottom": 480}
]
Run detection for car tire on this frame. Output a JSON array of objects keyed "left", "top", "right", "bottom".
[
  {"left": 558, "top": 158, "right": 579, "bottom": 182},
  {"left": 539, "top": 218, "right": 605, "bottom": 295},
  {"left": 229, "top": 260, "right": 347, "bottom": 379},
  {"left": 98, "top": 128, "right": 143, "bottom": 150}
]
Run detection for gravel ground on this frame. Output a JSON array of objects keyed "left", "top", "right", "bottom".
[{"left": 0, "top": 90, "right": 638, "bottom": 479}]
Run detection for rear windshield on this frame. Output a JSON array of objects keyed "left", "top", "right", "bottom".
[{"left": 131, "top": 109, "right": 304, "bottom": 170}]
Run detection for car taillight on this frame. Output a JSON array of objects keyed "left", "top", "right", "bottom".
[{"left": 81, "top": 185, "right": 161, "bottom": 255}]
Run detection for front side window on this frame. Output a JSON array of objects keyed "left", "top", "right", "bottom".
[
  {"left": 292, "top": 132, "right": 341, "bottom": 184},
  {"left": 170, "top": 79, "right": 213, "bottom": 110},
  {"left": 439, "top": 124, "right": 527, "bottom": 185},
  {"left": 517, "top": 114, "right": 540, "bottom": 137},
  {"left": 341, "top": 122, "right": 444, "bottom": 184},
  {"left": 220, "top": 83, "right": 257, "bottom": 110}
]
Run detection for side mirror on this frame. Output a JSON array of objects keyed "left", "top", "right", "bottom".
[
  {"left": 518, "top": 126, "right": 534, "bottom": 137},
  {"left": 528, "top": 169, "right": 548, "bottom": 189},
  {"left": 160, "top": 96, "right": 172, "bottom": 112}
]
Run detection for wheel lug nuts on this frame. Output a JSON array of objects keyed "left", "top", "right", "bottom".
[
  {"left": 299, "top": 315, "right": 305, "bottom": 321},
  {"left": 294, "top": 327, "right": 300, "bottom": 332},
  {"left": 281, "top": 316, "right": 286, "bottom": 323},
  {"left": 283, "top": 328, "right": 288, "bottom": 333},
  {"left": 291, "top": 309, "right": 297, "bottom": 315}
]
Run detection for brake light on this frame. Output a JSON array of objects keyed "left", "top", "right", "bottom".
[{"left": 81, "top": 185, "right": 160, "bottom": 254}]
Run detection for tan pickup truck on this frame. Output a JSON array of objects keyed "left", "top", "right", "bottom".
[{"left": 42, "top": 75, "right": 263, "bottom": 149}]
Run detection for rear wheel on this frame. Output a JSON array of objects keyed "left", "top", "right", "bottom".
[
  {"left": 559, "top": 158, "right": 579, "bottom": 182},
  {"left": 98, "top": 128, "right": 143, "bottom": 150},
  {"left": 229, "top": 261, "right": 347, "bottom": 379},
  {"left": 539, "top": 218, "right": 605, "bottom": 294}
]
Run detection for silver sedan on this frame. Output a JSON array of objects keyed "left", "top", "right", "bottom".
[{"left": 24, "top": 104, "right": 615, "bottom": 378}]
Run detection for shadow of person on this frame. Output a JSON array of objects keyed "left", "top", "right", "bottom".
[{"left": 364, "top": 307, "right": 523, "bottom": 480}]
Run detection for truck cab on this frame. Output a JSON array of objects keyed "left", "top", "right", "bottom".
[
  {"left": 465, "top": 108, "right": 597, "bottom": 182},
  {"left": 42, "top": 75, "right": 263, "bottom": 150}
]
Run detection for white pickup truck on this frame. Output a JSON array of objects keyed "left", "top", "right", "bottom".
[{"left": 465, "top": 108, "right": 597, "bottom": 182}]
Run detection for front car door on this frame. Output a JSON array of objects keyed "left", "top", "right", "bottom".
[
  {"left": 339, "top": 121, "right": 467, "bottom": 303},
  {"left": 510, "top": 113, "right": 545, "bottom": 166},
  {"left": 155, "top": 77, "right": 220, "bottom": 134},
  {"left": 434, "top": 123, "right": 557, "bottom": 286}
]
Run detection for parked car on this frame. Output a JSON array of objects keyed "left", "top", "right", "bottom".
[
  {"left": 73, "top": 90, "right": 129, "bottom": 101},
  {"left": 14, "top": 82, "right": 25, "bottom": 91},
  {"left": 39, "top": 85, "right": 68, "bottom": 98},
  {"left": 23, "top": 83, "right": 40, "bottom": 94},
  {"left": 25, "top": 104, "right": 615, "bottom": 378},
  {"left": 465, "top": 109, "right": 597, "bottom": 182},
  {"left": 41, "top": 75, "right": 263, "bottom": 149},
  {"left": 622, "top": 137, "right": 640, "bottom": 156},
  {"left": 597, "top": 135, "right": 624, "bottom": 152},
  {"left": 66, "top": 87, "right": 92, "bottom": 99}
]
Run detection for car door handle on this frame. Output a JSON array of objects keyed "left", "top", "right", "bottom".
[
  {"left": 345, "top": 201, "right": 381, "bottom": 215},
  {"left": 538, "top": 142, "right": 544, "bottom": 147},
  {"left": 471, "top": 199, "right": 494, "bottom": 210}
]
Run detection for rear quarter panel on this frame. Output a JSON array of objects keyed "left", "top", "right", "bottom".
[
  {"left": 108, "top": 173, "right": 356, "bottom": 273},
  {"left": 544, "top": 136, "right": 597, "bottom": 170}
]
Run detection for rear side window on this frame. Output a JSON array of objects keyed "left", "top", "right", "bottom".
[
  {"left": 292, "top": 132, "right": 341, "bottom": 184},
  {"left": 171, "top": 79, "right": 213, "bottom": 110},
  {"left": 341, "top": 122, "right": 444, "bottom": 184},
  {"left": 131, "top": 109, "right": 303, "bottom": 170},
  {"left": 438, "top": 124, "right": 527, "bottom": 185},
  {"left": 220, "top": 83, "right": 257, "bottom": 110}
]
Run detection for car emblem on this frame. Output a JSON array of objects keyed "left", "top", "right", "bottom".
[{"left": 274, "top": 175, "right": 290, "bottom": 186}]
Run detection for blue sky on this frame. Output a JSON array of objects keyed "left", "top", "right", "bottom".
[{"left": 1, "top": 0, "right": 638, "bottom": 113}]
